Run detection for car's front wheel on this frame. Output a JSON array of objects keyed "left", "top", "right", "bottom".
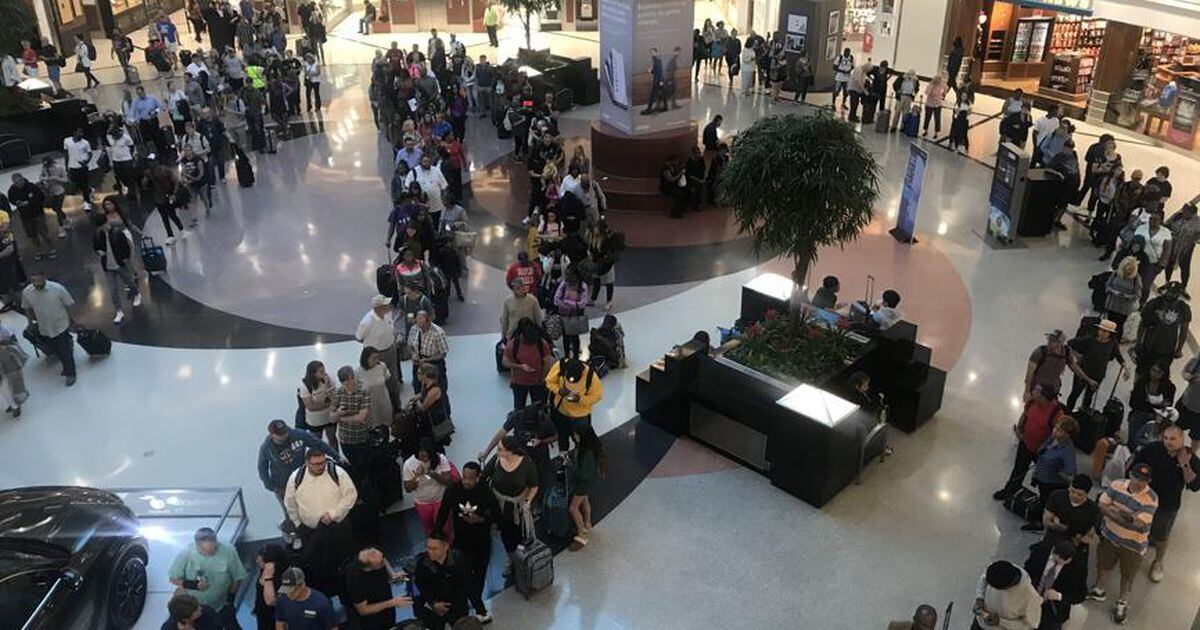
[{"left": 106, "top": 548, "right": 147, "bottom": 629}]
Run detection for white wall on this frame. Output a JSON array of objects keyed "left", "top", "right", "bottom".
[
  {"left": 892, "top": 0, "right": 950, "bottom": 77},
  {"left": 1094, "top": 0, "right": 1200, "bottom": 39}
]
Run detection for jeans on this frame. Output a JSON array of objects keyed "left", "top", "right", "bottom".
[
  {"left": 47, "top": 194, "right": 67, "bottom": 226},
  {"left": 848, "top": 91, "right": 861, "bottom": 119},
  {"left": 1165, "top": 243, "right": 1195, "bottom": 288},
  {"left": 113, "top": 160, "right": 138, "bottom": 196},
  {"left": 486, "top": 24, "right": 499, "bottom": 46},
  {"left": 562, "top": 334, "right": 580, "bottom": 358},
  {"left": 832, "top": 80, "right": 848, "bottom": 106},
  {"left": 105, "top": 266, "right": 139, "bottom": 312},
  {"left": 340, "top": 441, "right": 372, "bottom": 472},
  {"left": 511, "top": 383, "right": 548, "bottom": 410},
  {"left": 923, "top": 105, "right": 942, "bottom": 134},
  {"left": 1139, "top": 262, "right": 1161, "bottom": 305},
  {"left": 67, "top": 166, "right": 90, "bottom": 201},
  {"left": 46, "top": 330, "right": 76, "bottom": 377},
  {"left": 891, "top": 95, "right": 914, "bottom": 129},
  {"left": 1002, "top": 442, "right": 1037, "bottom": 495}
]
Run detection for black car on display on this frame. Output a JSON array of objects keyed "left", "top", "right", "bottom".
[{"left": 0, "top": 487, "right": 148, "bottom": 629}]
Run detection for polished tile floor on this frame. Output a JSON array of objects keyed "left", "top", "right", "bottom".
[{"left": 5, "top": 27, "right": 1200, "bottom": 630}]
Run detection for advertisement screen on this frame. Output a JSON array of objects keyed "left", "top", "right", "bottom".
[
  {"left": 600, "top": 0, "right": 693, "bottom": 134},
  {"left": 894, "top": 144, "right": 927, "bottom": 242}
]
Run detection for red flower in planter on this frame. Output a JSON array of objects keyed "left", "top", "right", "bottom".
[
  {"left": 747, "top": 323, "right": 763, "bottom": 338},
  {"left": 764, "top": 308, "right": 777, "bottom": 321}
]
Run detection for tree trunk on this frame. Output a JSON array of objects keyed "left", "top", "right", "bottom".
[
  {"left": 789, "top": 252, "right": 814, "bottom": 311},
  {"left": 524, "top": 9, "right": 532, "bottom": 50}
]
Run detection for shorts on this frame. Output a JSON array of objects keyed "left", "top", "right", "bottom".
[
  {"left": 1149, "top": 508, "right": 1178, "bottom": 543},
  {"left": 1177, "top": 402, "right": 1200, "bottom": 441},
  {"left": 1096, "top": 536, "right": 1145, "bottom": 576}
]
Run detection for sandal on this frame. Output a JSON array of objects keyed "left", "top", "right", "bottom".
[{"left": 572, "top": 535, "right": 588, "bottom": 547}]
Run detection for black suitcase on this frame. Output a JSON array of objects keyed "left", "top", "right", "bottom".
[
  {"left": 235, "top": 146, "right": 255, "bottom": 187},
  {"left": 1101, "top": 365, "right": 1125, "bottom": 437},
  {"left": 1088, "top": 271, "right": 1111, "bottom": 312},
  {"left": 22, "top": 326, "right": 51, "bottom": 358},
  {"left": 265, "top": 129, "right": 278, "bottom": 154},
  {"left": 1074, "top": 408, "right": 1104, "bottom": 453},
  {"left": 512, "top": 536, "right": 554, "bottom": 599},
  {"left": 1003, "top": 486, "right": 1042, "bottom": 522},
  {"left": 140, "top": 237, "right": 166, "bottom": 274},
  {"left": 862, "top": 95, "right": 877, "bottom": 124},
  {"left": 496, "top": 338, "right": 510, "bottom": 373},
  {"left": 76, "top": 328, "right": 112, "bottom": 356}
]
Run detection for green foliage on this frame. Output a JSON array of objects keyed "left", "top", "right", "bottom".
[
  {"left": 499, "top": 0, "right": 560, "bottom": 50},
  {"left": 0, "top": 1, "right": 37, "bottom": 59},
  {"left": 726, "top": 310, "right": 861, "bottom": 384},
  {"left": 717, "top": 114, "right": 880, "bottom": 284}
]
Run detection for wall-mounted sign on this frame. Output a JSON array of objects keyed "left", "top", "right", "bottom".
[
  {"left": 787, "top": 14, "right": 808, "bottom": 34},
  {"left": 1019, "top": 0, "right": 1093, "bottom": 17}
]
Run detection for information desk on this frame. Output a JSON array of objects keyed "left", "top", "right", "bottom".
[{"left": 637, "top": 340, "right": 878, "bottom": 507}]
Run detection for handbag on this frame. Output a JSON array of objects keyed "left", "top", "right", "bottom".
[
  {"left": 543, "top": 313, "right": 564, "bottom": 341},
  {"left": 562, "top": 313, "right": 589, "bottom": 336}
]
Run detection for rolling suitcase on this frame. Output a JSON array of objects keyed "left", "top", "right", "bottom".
[
  {"left": 512, "top": 536, "right": 554, "bottom": 599},
  {"left": 875, "top": 111, "right": 891, "bottom": 133},
  {"left": 140, "top": 237, "right": 166, "bottom": 274},
  {"left": 862, "top": 95, "right": 877, "bottom": 124},
  {"left": 902, "top": 109, "right": 920, "bottom": 138},
  {"left": 1101, "top": 365, "right": 1126, "bottom": 437},
  {"left": 265, "top": 129, "right": 278, "bottom": 154},
  {"left": 76, "top": 328, "right": 112, "bottom": 356},
  {"left": 1088, "top": 271, "right": 1111, "bottom": 312},
  {"left": 234, "top": 146, "right": 255, "bottom": 187}
]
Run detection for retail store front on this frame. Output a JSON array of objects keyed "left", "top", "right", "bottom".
[
  {"left": 974, "top": 0, "right": 1102, "bottom": 112},
  {"left": 1103, "top": 29, "right": 1200, "bottom": 151}
]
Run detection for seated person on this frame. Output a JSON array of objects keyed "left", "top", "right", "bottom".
[
  {"left": 887, "top": 604, "right": 938, "bottom": 630},
  {"left": 871, "top": 289, "right": 904, "bottom": 330},
  {"left": 811, "top": 275, "right": 846, "bottom": 311}
]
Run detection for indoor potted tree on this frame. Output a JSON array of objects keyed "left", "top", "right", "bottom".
[
  {"left": 718, "top": 113, "right": 879, "bottom": 303},
  {"left": 501, "top": 0, "right": 560, "bottom": 63}
]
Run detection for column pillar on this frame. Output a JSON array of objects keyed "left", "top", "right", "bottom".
[
  {"left": 1087, "top": 21, "right": 1142, "bottom": 124},
  {"left": 594, "top": 0, "right": 695, "bottom": 212}
]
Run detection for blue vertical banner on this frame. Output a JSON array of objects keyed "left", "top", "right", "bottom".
[{"left": 892, "top": 143, "right": 927, "bottom": 243}]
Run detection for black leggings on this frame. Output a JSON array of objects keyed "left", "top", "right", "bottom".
[
  {"left": 1166, "top": 243, "right": 1195, "bottom": 288},
  {"left": 157, "top": 202, "right": 184, "bottom": 237},
  {"left": 589, "top": 282, "right": 614, "bottom": 302},
  {"left": 562, "top": 334, "right": 580, "bottom": 358}
]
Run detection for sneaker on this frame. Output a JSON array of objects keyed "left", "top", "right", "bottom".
[
  {"left": 65, "top": 376, "right": 76, "bottom": 387},
  {"left": 57, "top": 228, "right": 67, "bottom": 238},
  {"left": 476, "top": 613, "right": 494, "bottom": 624},
  {"left": 991, "top": 488, "right": 1010, "bottom": 501},
  {"left": 1086, "top": 587, "right": 1107, "bottom": 602},
  {"left": 33, "top": 254, "right": 43, "bottom": 261},
  {"left": 1113, "top": 600, "right": 1128, "bottom": 624},
  {"left": 132, "top": 294, "right": 142, "bottom": 307},
  {"left": 47, "top": 250, "right": 58, "bottom": 260},
  {"left": 1019, "top": 522, "right": 1044, "bottom": 532},
  {"left": 1149, "top": 561, "right": 1164, "bottom": 583},
  {"left": 180, "top": 231, "right": 189, "bottom": 240},
  {"left": 165, "top": 237, "right": 176, "bottom": 246},
  {"left": 113, "top": 311, "right": 125, "bottom": 324}
]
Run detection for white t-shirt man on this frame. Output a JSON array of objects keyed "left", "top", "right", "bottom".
[
  {"left": 355, "top": 309, "right": 396, "bottom": 350},
  {"left": 62, "top": 137, "right": 92, "bottom": 170},
  {"left": 1032, "top": 115, "right": 1059, "bottom": 145},
  {"left": 186, "top": 60, "right": 209, "bottom": 78},
  {"left": 1136, "top": 223, "right": 1172, "bottom": 264},
  {"left": 402, "top": 455, "right": 451, "bottom": 504}
]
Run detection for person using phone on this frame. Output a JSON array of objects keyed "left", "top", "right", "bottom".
[{"left": 168, "top": 528, "right": 247, "bottom": 628}]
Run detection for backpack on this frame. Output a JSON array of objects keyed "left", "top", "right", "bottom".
[
  {"left": 293, "top": 461, "right": 340, "bottom": 489},
  {"left": 428, "top": 266, "right": 448, "bottom": 295},
  {"left": 86, "top": 42, "right": 96, "bottom": 61}
]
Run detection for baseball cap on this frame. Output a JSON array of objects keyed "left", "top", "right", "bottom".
[
  {"left": 1046, "top": 329, "right": 1065, "bottom": 342},
  {"left": 1130, "top": 462, "right": 1153, "bottom": 481},
  {"left": 279, "top": 567, "right": 306, "bottom": 595},
  {"left": 267, "top": 419, "right": 289, "bottom": 435}
]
